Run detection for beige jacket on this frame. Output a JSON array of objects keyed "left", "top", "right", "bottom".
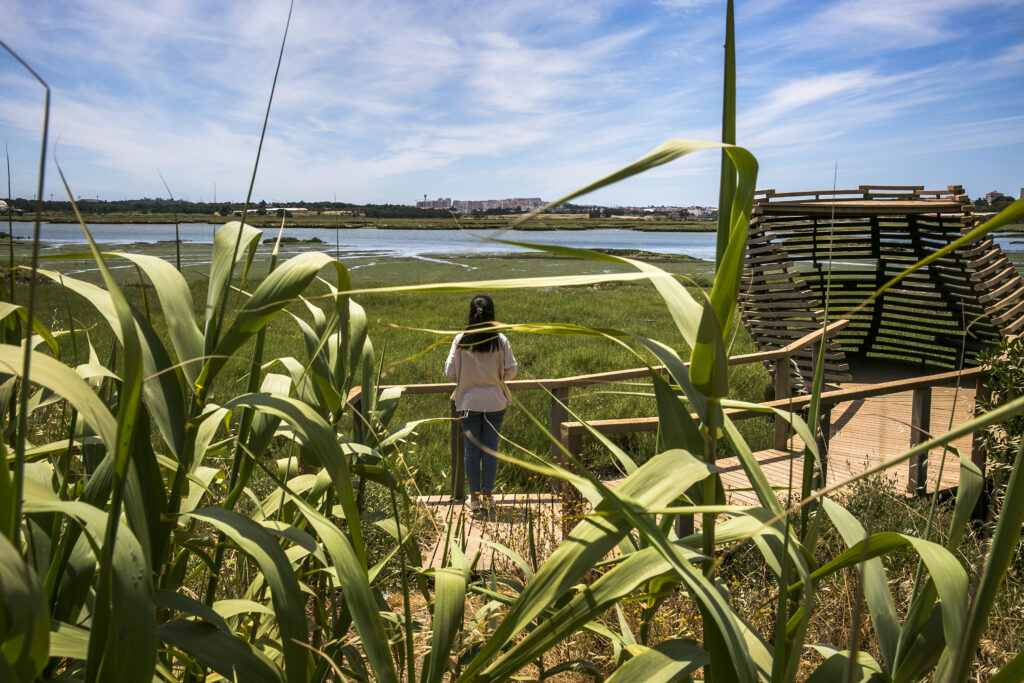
[{"left": 444, "top": 333, "right": 517, "bottom": 412}]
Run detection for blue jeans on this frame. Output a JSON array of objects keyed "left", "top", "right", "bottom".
[{"left": 461, "top": 409, "right": 505, "bottom": 494}]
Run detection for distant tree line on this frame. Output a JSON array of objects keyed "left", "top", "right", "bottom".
[
  {"left": 973, "top": 193, "right": 1016, "bottom": 213},
  {"left": 5, "top": 197, "right": 451, "bottom": 218}
]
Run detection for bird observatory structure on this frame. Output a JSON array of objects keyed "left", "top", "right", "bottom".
[{"left": 740, "top": 184, "right": 1024, "bottom": 390}]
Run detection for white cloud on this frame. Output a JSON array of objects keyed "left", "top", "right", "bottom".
[
  {"left": 2, "top": 0, "right": 1022, "bottom": 205},
  {"left": 654, "top": 0, "right": 716, "bottom": 10}
]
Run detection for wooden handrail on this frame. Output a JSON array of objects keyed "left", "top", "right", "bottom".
[
  {"left": 557, "top": 361, "right": 993, "bottom": 505},
  {"left": 345, "top": 318, "right": 850, "bottom": 499},
  {"left": 347, "top": 318, "right": 852, "bottom": 403},
  {"left": 559, "top": 364, "right": 986, "bottom": 438}
]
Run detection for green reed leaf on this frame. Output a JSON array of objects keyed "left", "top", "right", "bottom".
[
  {"left": 0, "top": 300, "right": 59, "bottom": 357},
  {"left": 276, "top": 476, "right": 398, "bottom": 683},
  {"left": 48, "top": 621, "right": 89, "bottom": 660},
  {"left": 805, "top": 645, "right": 885, "bottom": 683},
  {"left": 22, "top": 493, "right": 155, "bottom": 682},
  {"left": 0, "top": 532, "right": 48, "bottom": 681},
  {"left": 990, "top": 648, "right": 1024, "bottom": 683},
  {"left": 423, "top": 567, "right": 467, "bottom": 683},
  {"left": 942, "top": 439, "right": 1024, "bottom": 682},
  {"left": 604, "top": 637, "right": 709, "bottom": 683},
  {"left": 484, "top": 546, "right": 693, "bottom": 679},
  {"left": 186, "top": 507, "right": 308, "bottom": 683},
  {"left": 0, "top": 345, "right": 117, "bottom": 449},
  {"left": 104, "top": 252, "right": 203, "bottom": 387},
  {"left": 158, "top": 619, "right": 285, "bottom": 683},
  {"left": 223, "top": 392, "right": 365, "bottom": 564},
  {"left": 461, "top": 449, "right": 758, "bottom": 682},
  {"left": 822, "top": 498, "right": 900, "bottom": 671},
  {"left": 203, "top": 221, "right": 261, "bottom": 350}
]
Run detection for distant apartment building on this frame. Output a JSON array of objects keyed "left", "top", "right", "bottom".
[
  {"left": 416, "top": 197, "right": 452, "bottom": 210},
  {"left": 416, "top": 196, "right": 542, "bottom": 213},
  {"left": 985, "top": 191, "right": 1005, "bottom": 204}
]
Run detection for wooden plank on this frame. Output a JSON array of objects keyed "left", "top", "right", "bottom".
[
  {"left": 971, "top": 261, "right": 1014, "bottom": 282},
  {"left": 967, "top": 248, "right": 1002, "bottom": 270},
  {"left": 759, "top": 188, "right": 867, "bottom": 199},
  {"left": 738, "top": 308, "right": 823, "bottom": 319},
  {"left": 584, "top": 377, "right": 975, "bottom": 508},
  {"left": 550, "top": 388, "right": 569, "bottom": 495},
  {"left": 759, "top": 202, "right": 964, "bottom": 217},
  {"left": 978, "top": 281, "right": 1024, "bottom": 304},
  {"left": 992, "top": 295, "right": 1024, "bottom": 326},
  {"left": 860, "top": 185, "right": 926, "bottom": 191}
]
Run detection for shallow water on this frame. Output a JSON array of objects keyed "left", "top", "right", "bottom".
[
  {"left": 11, "top": 223, "right": 722, "bottom": 259},
  {"left": 11, "top": 222, "right": 1021, "bottom": 264}
]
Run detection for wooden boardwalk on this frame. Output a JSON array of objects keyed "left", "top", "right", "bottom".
[
  {"left": 693, "top": 364, "right": 978, "bottom": 507},
  {"left": 417, "top": 363, "right": 981, "bottom": 569},
  {"left": 415, "top": 494, "right": 562, "bottom": 571}
]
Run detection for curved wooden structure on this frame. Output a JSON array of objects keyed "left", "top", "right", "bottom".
[{"left": 741, "top": 185, "right": 1024, "bottom": 392}]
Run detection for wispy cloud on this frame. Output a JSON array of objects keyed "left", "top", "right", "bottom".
[
  {"left": 2, "top": 0, "right": 1022, "bottom": 204},
  {"left": 777, "top": 0, "right": 1019, "bottom": 54}
]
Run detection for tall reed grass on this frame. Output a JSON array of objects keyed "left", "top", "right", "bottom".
[{"left": 4, "top": 3, "right": 1024, "bottom": 681}]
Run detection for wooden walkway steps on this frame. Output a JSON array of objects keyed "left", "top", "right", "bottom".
[{"left": 415, "top": 494, "right": 562, "bottom": 572}]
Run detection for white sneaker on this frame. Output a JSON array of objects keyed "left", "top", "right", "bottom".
[{"left": 467, "top": 497, "right": 482, "bottom": 511}]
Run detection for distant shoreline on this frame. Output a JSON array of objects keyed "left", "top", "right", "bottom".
[{"left": 7, "top": 215, "right": 1022, "bottom": 234}]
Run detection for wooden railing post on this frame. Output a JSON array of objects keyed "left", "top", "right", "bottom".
[
  {"left": 450, "top": 400, "right": 465, "bottom": 500},
  {"left": 549, "top": 387, "right": 569, "bottom": 495},
  {"left": 907, "top": 387, "right": 932, "bottom": 495},
  {"left": 816, "top": 402, "right": 831, "bottom": 487},
  {"left": 559, "top": 422, "right": 585, "bottom": 535},
  {"left": 352, "top": 397, "right": 364, "bottom": 444},
  {"left": 971, "top": 371, "right": 991, "bottom": 519},
  {"left": 773, "top": 358, "right": 792, "bottom": 449}
]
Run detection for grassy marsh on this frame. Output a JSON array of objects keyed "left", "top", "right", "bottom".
[{"left": 14, "top": 237, "right": 767, "bottom": 498}]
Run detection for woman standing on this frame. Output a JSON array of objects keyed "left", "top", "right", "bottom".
[{"left": 444, "top": 295, "right": 517, "bottom": 511}]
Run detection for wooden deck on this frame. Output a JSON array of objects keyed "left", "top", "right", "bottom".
[{"left": 696, "top": 361, "right": 978, "bottom": 507}]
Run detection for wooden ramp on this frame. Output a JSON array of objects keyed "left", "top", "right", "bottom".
[
  {"left": 600, "top": 363, "right": 979, "bottom": 509},
  {"left": 415, "top": 494, "right": 562, "bottom": 572},
  {"left": 714, "top": 366, "right": 978, "bottom": 506}
]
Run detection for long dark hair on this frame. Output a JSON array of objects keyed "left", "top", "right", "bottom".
[{"left": 457, "top": 295, "right": 499, "bottom": 352}]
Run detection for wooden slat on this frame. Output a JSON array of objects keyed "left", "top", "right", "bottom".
[
  {"left": 979, "top": 280, "right": 1024, "bottom": 304},
  {"left": 993, "top": 296, "right": 1024, "bottom": 327}
]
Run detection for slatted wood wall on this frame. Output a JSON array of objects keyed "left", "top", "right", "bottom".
[{"left": 741, "top": 185, "right": 1024, "bottom": 392}]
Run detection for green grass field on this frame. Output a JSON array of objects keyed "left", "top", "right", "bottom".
[{"left": 10, "top": 237, "right": 770, "bottom": 496}]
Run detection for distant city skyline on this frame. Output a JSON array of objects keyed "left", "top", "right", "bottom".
[
  {"left": 3, "top": 1, "right": 1022, "bottom": 206},
  {"left": 413, "top": 195, "right": 717, "bottom": 214}
]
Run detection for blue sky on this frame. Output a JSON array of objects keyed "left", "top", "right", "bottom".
[{"left": 2, "top": 0, "right": 1022, "bottom": 207}]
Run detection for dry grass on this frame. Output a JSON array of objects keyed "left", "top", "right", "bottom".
[{"left": 405, "top": 473, "right": 1024, "bottom": 681}]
